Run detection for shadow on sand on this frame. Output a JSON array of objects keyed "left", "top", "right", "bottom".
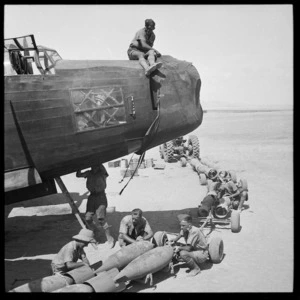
[
  {"left": 125, "top": 260, "right": 214, "bottom": 292},
  {"left": 4, "top": 192, "right": 207, "bottom": 291}
]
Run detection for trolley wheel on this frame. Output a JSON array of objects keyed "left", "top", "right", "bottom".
[
  {"left": 208, "top": 236, "right": 224, "bottom": 263},
  {"left": 231, "top": 210, "right": 241, "bottom": 233}
]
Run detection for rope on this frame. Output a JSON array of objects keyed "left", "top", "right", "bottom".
[
  {"left": 119, "top": 152, "right": 146, "bottom": 195},
  {"left": 118, "top": 153, "right": 135, "bottom": 184}
]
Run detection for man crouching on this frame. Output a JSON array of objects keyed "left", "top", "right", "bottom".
[{"left": 170, "top": 215, "right": 209, "bottom": 277}]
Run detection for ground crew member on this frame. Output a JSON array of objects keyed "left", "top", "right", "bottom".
[
  {"left": 51, "top": 228, "right": 95, "bottom": 275},
  {"left": 198, "top": 181, "right": 222, "bottom": 217},
  {"left": 170, "top": 215, "right": 209, "bottom": 277},
  {"left": 118, "top": 208, "right": 153, "bottom": 247},
  {"left": 76, "top": 164, "right": 115, "bottom": 248},
  {"left": 220, "top": 178, "right": 249, "bottom": 211},
  {"left": 127, "top": 19, "right": 162, "bottom": 77}
]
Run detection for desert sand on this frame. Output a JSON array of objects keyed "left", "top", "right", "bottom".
[{"left": 5, "top": 110, "right": 293, "bottom": 292}]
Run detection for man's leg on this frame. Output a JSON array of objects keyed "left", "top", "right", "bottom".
[
  {"left": 128, "top": 49, "right": 150, "bottom": 73},
  {"left": 96, "top": 193, "right": 115, "bottom": 248},
  {"left": 237, "top": 191, "right": 248, "bottom": 211},
  {"left": 85, "top": 194, "right": 97, "bottom": 231},
  {"left": 179, "top": 250, "right": 201, "bottom": 277},
  {"left": 145, "top": 50, "right": 163, "bottom": 75},
  {"left": 129, "top": 49, "right": 161, "bottom": 76}
]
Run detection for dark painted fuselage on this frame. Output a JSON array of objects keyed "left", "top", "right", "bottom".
[{"left": 5, "top": 55, "right": 203, "bottom": 180}]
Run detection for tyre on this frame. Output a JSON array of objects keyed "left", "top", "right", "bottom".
[
  {"left": 199, "top": 173, "right": 207, "bottom": 185},
  {"left": 231, "top": 210, "right": 240, "bottom": 233},
  {"left": 228, "top": 170, "right": 237, "bottom": 183},
  {"left": 186, "top": 135, "right": 200, "bottom": 159},
  {"left": 239, "top": 178, "right": 248, "bottom": 191},
  {"left": 152, "top": 231, "right": 168, "bottom": 247},
  {"left": 208, "top": 236, "right": 224, "bottom": 264},
  {"left": 159, "top": 145, "right": 164, "bottom": 159},
  {"left": 180, "top": 157, "right": 187, "bottom": 167},
  {"left": 163, "top": 141, "right": 174, "bottom": 163}
]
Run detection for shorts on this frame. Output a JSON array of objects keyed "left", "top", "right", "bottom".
[
  {"left": 188, "top": 250, "right": 209, "bottom": 265},
  {"left": 127, "top": 47, "right": 156, "bottom": 60},
  {"left": 85, "top": 191, "right": 107, "bottom": 221}
]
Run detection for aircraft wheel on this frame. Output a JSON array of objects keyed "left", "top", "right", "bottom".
[
  {"left": 163, "top": 141, "right": 174, "bottom": 162},
  {"left": 208, "top": 236, "right": 224, "bottom": 264},
  {"left": 199, "top": 173, "right": 207, "bottom": 185},
  {"left": 228, "top": 170, "right": 237, "bottom": 183},
  {"left": 152, "top": 231, "right": 168, "bottom": 247},
  {"left": 231, "top": 210, "right": 241, "bottom": 233},
  {"left": 186, "top": 135, "right": 200, "bottom": 158},
  {"left": 180, "top": 157, "right": 187, "bottom": 167}
]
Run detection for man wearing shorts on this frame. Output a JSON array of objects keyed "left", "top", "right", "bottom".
[
  {"left": 76, "top": 164, "right": 114, "bottom": 248},
  {"left": 169, "top": 215, "right": 209, "bottom": 277},
  {"left": 127, "top": 19, "right": 163, "bottom": 77}
]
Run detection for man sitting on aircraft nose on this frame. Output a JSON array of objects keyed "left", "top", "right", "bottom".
[
  {"left": 76, "top": 164, "right": 115, "bottom": 249},
  {"left": 118, "top": 208, "right": 154, "bottom": 247},
  {"left": 127, "top": 18, "right": 162, "bottom": 77}
]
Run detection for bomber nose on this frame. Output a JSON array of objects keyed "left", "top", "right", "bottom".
[{"left": 138, "top": 57, "right": 203, "bottom": 152}]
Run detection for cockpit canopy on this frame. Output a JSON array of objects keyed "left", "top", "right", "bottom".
[{"left": 4, "top": 34, "right": 62, "bottom": 75}]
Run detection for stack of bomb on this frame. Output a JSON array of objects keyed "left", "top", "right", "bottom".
[
  {"left": 10, "top": 241, "right": 174, "bottom": 293},
  {"left": 189, "top": 158, "right": 215, "bottom": 184},
  {"left": 55, "top": 241, "right": 154, "bottom": 293},
  {"left": 189, "top": 158, "right": 237, "bottom": 185}
]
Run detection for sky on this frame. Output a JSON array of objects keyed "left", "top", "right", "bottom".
[{"left": 4, "top": 4, "right": 293, "bottom": 110}]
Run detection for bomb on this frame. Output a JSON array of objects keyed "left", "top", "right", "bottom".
[
  {"left": 95, "top": 241, "right": 154, "bottom": 273},
  {"left": 114, "top": 245, "right": 174, "bottom": 284},
  {"left": 9, "top": 264, "right": 95, "bottom": 293},
  {"left": 54, "top": 268, "right": 125, "bottom": 293}
]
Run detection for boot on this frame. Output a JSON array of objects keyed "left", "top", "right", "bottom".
[
  {"left": 102, "top": 223, "right": 115, "bottom": 249},
  {"left": 185, "top": 258, "right": 201, "bottom": 277},
  {"left": 148, "top": 54, "right": 163, "bottom": 73}
]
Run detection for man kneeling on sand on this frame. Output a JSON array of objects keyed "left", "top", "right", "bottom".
[
  {"left": 169, "top": 215, "right": 209, "bottom": 277},
  {"left": 118, "top": 208, "right": 154, "bottom": 247},
  {"left": 51, "top": 228, "right": 96, "bottom": 275}
]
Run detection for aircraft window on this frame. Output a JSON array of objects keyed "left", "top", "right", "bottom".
[
  {"left": 46, "top": 50, "right": 62, "bottom": 64},
  {"left": 70, "top": 87, "right": 127, "bottom": 132}
]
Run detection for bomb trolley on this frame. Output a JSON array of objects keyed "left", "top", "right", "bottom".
[{"left": 198, "top": 196, "right": 241, "bottom": 233}]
